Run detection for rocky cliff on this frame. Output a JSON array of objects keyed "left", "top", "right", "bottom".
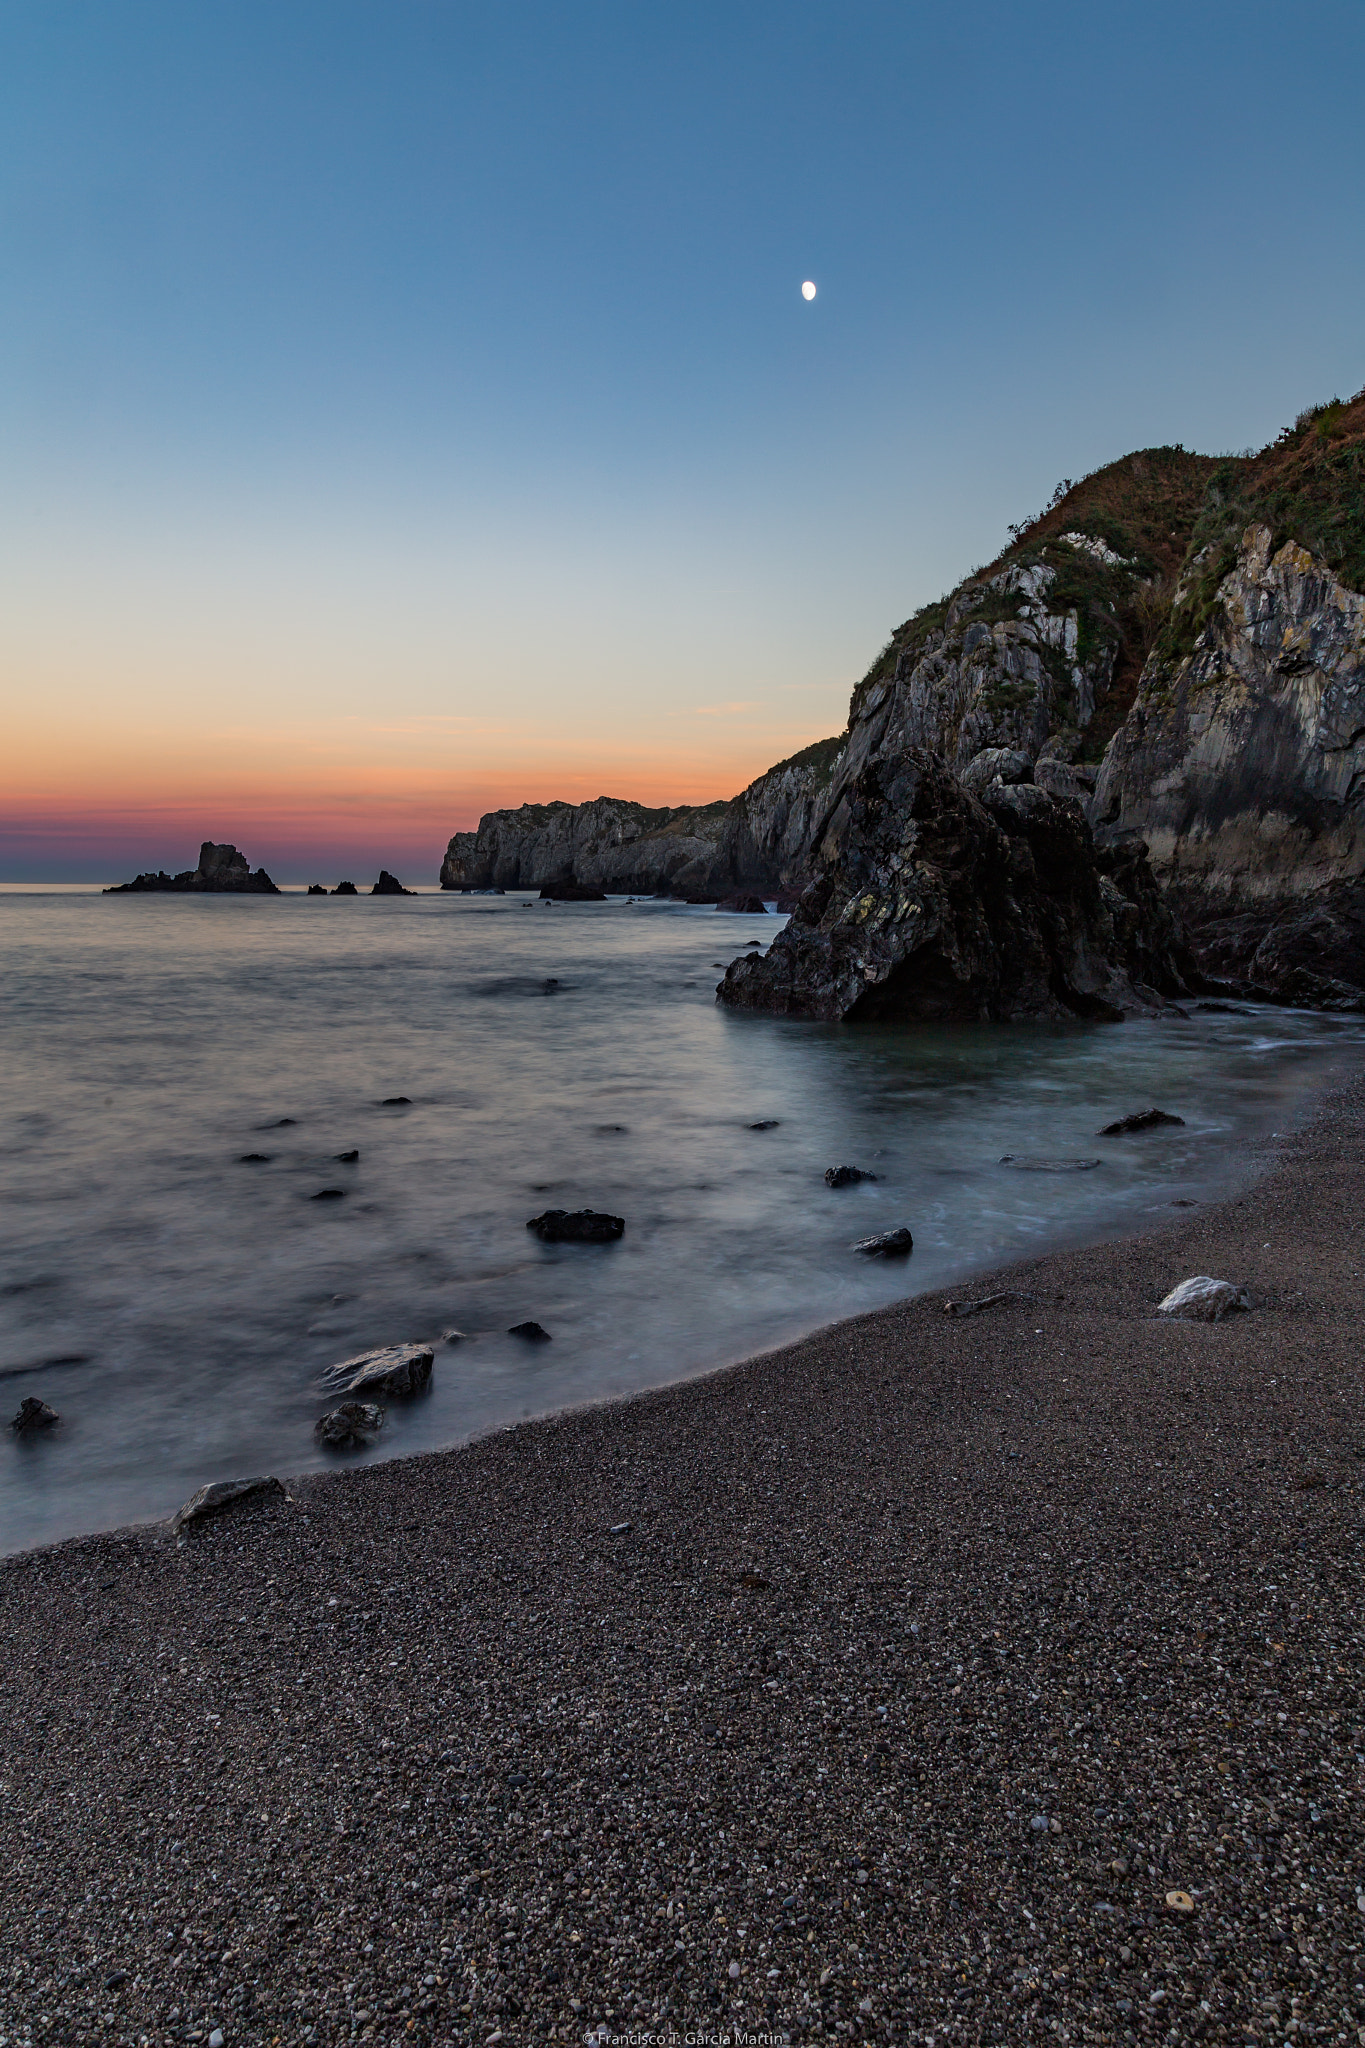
[
  {"left": 440, "top": 736, "right": 845, "bottom": 898},
  {"left": 105, "top": 842, "right": 280, "bottom": 894},
  {"left": 716, "top": 748, "right": 1195, "bottom": 1023}
]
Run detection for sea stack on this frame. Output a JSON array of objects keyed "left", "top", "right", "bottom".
[{"left": 104, "top": 842, "right": 280, "bottom": 894}]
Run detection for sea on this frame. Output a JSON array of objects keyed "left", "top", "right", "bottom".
[{"left": 3, "top": 884, "right": 1361, "bottom": 1556}]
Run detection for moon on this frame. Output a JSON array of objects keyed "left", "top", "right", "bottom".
[{"left": 801, "top": 280, "right": 817, "bottom": 301}]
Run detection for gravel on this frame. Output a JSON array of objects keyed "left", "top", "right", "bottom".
[{"left": 2, "top": 1075, "right": 1364, "bottom": 2047}]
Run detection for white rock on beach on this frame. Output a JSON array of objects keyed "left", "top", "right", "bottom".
[
  {"left": 1156, "top": 1276, "right": 1251, "bottom": 1322},
  {"left": 317, "top": 1343, "right": 434, "bottom": 1398}
]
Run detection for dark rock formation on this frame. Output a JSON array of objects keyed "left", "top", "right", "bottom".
[
  {"left": 825, "top": 1165, "right": 877, "bottom": 1187},
  {"left": 372, "top": 872, "right": 414, "bottom": 895},
  {"left": 310, "top": 1187, "right": 347, "bottom": 1201},
  {"left": 11, "top": 1397, "right": 59, "bottom": 1433},
  {"left": 1098, "top": 1109, "right": 1185, "bottom": 1134},
  {"left": 851, "top": 1227, "right": 914, "bottom": 1257},
  {"left": 527, "top": 1209, "right": 625, "bottom": 1243},
  {"left": 508, "top": 1320, "right": 552, "bottom": 1342},
  {"left": 317, "top": 1344, "right": 434, "bottom": 1399},
  {"left": 172, "top": 1476, "right": 288, "bottom": 1533},
  {"left": 314, "top": 1401, "right": 385, "bottom": 1449},
  {"left": 104, "top": 842, "right": 280, "bottom": 894},
  {"left": 1173, "top": 878, "right": 1365, "bottom": 1010},
  {"left": 334, "top": 1148, "right": 359, "bottom": 1162},
  {"left": 307, "top": 884, "right": 328, "bottom": 895},
  {"left": 718, "top": 893, "right": 769, "bottom": 913},
  {"left": 717, "top": 749, "right": 1197, "bottom": 1024},
  {"left": 333, "top": 881, "right": 358, "bottom": 895}
]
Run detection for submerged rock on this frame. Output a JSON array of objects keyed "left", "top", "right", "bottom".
[
  {"left": 104, "top": 841, "right": 280, "bottom": 895},
  {"left": 508, "top": 1320, "right": 553, "bottom": 1342},
  {"left": 851, "top": 1227, "right": 914, "bottom": 1257},
  {"left": 716, "top": 749, "right": 1196, "bottom": 1025},
  {"left": 318, "top": 1343, "right": 435, "bottom": 1398},
  {"left": 1001, "top": 1155, "right": 1102, "bottom": 1171},
  {"left": 1157, "top": 1276, "right": 1251, "bottom": 1322},
  {"left": 10, "top": 1397, "right": 59, "bottom": 1433},
  {"left": 314, "top": 1401, "right": 385, "bottom": 1449},
  {"left": 527, "top": 1209, "right": 625, "bottom": 1243},
  {"left": 825, "top": 1165, "right": 877, "bottom": 1188},
  {"left": 172, "top": 1475, "right": 288, "bottom": 1533},
  {"left": 1098, "top": 1108, "right": 1186, "bottom": 1134}
]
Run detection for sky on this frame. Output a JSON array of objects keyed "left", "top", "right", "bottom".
[{"left": 3, "top": 2, "right": 1364, "bottom": 882}]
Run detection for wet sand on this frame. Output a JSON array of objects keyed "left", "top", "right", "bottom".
[{"left": 2, "top": 1074, "right": 1363, "bottom": 2047}]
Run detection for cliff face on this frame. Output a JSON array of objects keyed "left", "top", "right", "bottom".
[
  {"left": 717, "top": 749, "right": 1195, "bottom": 1024},
  {"left": 440, "top": 738, "right": 845, "bottom": 898},
  {"left": 1090, "top": 523, "right": 1365, "bottom": 899}
]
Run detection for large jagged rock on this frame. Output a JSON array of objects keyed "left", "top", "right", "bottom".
[
  {"left": 439, "top": 739, "right": 844, "bottom": 899},
  {"left": 1092, "top": 524, "right": 1365, "bottom": 901},
  {"left": 716, "top": 749, "right": 1195, "bottom": 1024},
  {"left": 104, "top": 842, "right": 280, "bottom": 895}
]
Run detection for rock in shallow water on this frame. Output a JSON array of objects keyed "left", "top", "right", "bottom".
[
  {"left": 10, "top": 1396, "right": 59, "bottom": 1433},
  {"left": 851, "top": 1227, "right": 914, "bottom": 1257},
  {"left": 1098, "top": 1108, "right": 1185, "bottom": 1134},
  {"left": 314, "top": 1400, "right": 385, "bottom": 1449},
  {"left": 526, "top": 1209, "right": 625, "bottom": 1243},
  {"left": 1000, "top": 1155, "right": 1101, "bottom": 1172},
  {"left": 1157, "top": 1276, "right": 1251, "bottom": 1322},
  {"left": 825, "top": 1164, "right": 877, "bottom": 1188},
  {"left": 716, "top": 747, "right": 1196, "bottom": 1024},
  {"left": 317, "top": 1343, "right": 435, "bottom": 1398},
  {"left": 508, "top": 1320, "right": 552, "bottom": 1342}
]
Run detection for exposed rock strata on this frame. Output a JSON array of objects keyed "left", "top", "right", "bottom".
[
  {"left": 1092, "top": 524, "right": 1365, "bottom": 900},
  {"left": 105, "top": 842, "right": 280, "bottom": 894},
  {"left": 716, "top": 748, "right": 1196, "bottom": 1023}
]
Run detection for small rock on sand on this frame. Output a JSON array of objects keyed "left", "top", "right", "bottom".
[
  {"left": 318, "top": 1343, "right": 435, "bottom": 1398},
  {"left": 825, "top": 1165, "right": 877, "bottom": 1188},
  {"left": 315, "top": 1401, "right": 385, "bottom": 1449},
  {"left": 1157, "top": 1276, "right": 1251, "bottom": 1322},
  {"left": 10, "top": 1396, "right": 59, "bottom": 1433},
  {"left": 1098, "top": 1109, "right": 1186, "bottom": 1135},
  {"left": 172, "top": 1475, "right": 287, "bottom": 1533}
]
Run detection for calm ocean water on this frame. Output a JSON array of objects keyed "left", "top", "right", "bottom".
[{"left": 2, "top": 885, "right": 1360, "bottom": 1554}]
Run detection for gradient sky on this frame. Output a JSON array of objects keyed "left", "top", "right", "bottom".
[{"left": 3, "top": 1, "right": 1364, "bottom": 881}]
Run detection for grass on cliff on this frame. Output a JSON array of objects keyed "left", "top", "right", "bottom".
[{"left": 845, "top": 385, "right": 1365, "bottom": 759}]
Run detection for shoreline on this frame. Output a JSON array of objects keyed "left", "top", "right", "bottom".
[{"left": 3, "top": 1072, "right": 1363, "bottom": 2044}]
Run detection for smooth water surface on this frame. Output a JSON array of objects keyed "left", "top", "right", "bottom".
[{"left": 3, "top": 887, "right": 1360, "bottom": 1553}]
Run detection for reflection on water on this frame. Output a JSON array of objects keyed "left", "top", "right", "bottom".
[{"left": 2, "top": 888, "right": 1359, "bottom": 1553}]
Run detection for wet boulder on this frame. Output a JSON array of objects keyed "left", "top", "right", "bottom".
[
  {"left": 825, "top": 1165, "right": 877, "bottom": 1188},
  {"left": 315, "top": 1401, "right": 385, "bottom": 1449},
  {"left": 317, "top": 1343, "right": 435, "bottom": 1398},
  {"left": 851, "top": 1227, "right": 914, "bottom": 1257}
]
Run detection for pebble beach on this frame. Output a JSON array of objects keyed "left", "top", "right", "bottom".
[{"left": 2, "top": 1075, "right": 1363, "bottom": 2048}]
